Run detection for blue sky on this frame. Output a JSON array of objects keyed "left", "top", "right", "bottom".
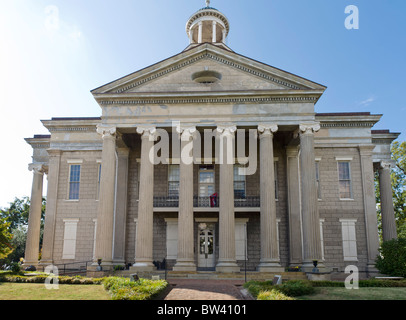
[{"left": 0, "top": 0, "right": 405, "bottom": 208}]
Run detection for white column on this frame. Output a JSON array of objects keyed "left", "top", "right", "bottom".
[
  {"left": 286, "top": 145, "right": 302, "bottom": 267},
  {"left": 257, "top": 124, "right": 283, "bottom": 272},
  {"left": 222, "top": 29, "right": 227, "bottom": 44},
  {"left": 132, "top": 126, "right": 156, "bottom": 271},
  {"left": 93, "top": 125, "right": 117, "bottom": 269},
  {"left": 113, "top": 147, "right": 130, "bottom": 265},
  {"left": 40, "top": 150, "right": 61, "bottom": 265},
  {"left": 212, "top": 21, "right": 217, "bottom": 43},
  {"left": 173, "top": 126, "right": 197, "bottom": 271},
  {"left": 198, "top": 21, "right": 203, "bottom": 43},
  {"left": 359, "top": 145, "right": 380, "bottom": 273},
  {"left": 379, "top": 161, "right": 397, "bottom": 241},
  {"left": 216, "top": 125, "right": 240, "bottom": 273},
  {"left": 298, "top": 123, "right": 326, "bottom": 272},
  {"left": 24, "top": 164, "right": 46, "bottom": 267}
]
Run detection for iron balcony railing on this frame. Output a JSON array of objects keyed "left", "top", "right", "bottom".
[{"left": 153, "top": 196, "right": 260, "bottom": 208}]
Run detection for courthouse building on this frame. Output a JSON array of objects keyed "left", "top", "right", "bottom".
[{"left": 24, "top": 3, "right": 399, "bottom": 276}]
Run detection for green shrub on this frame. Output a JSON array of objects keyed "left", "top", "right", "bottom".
[
  {"left": 310, "top": 281, "right": 345, "bottom": 287},
  {"left": 376, "top": 238, "right": 406, "bottom": 277},
  {"left": 10, "top": 263, "right": 21, "bottom": 273},
  {"left": 102, "top": 277, "right": 168, "bottom": 300},
  {"left": 257, "top": 289, "right": 295, "bottom": 300},
  {"left": 278, "top": 280, "right": 315, "bottom": 297},
  {"left": 244, "top": 280, "right": 315, "bottom": 299}
]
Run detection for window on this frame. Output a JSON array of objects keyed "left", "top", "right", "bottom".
[
  {"left": 199, "top": 165, "right": 215, "bottom": 197},
  {"left": 340, "top": 219, "right": 358, "bottom": 261},
  {"left": 62, "top": 219, "right": 79, "bottom": 259},
  {"left": 168, "top": 164, "right": 180, "bottom": 198},
  {"left": 315, "top": 161, "right": 321, "bottom": 199},
  {"left": 234, "top": 165, "right": 246, "bottom": 199},
  {"left": 338, "top": 161, "right": 352, "bottom": 199},
  {"left": 68, "top": 164, "right": 81, "bottom": 200}
]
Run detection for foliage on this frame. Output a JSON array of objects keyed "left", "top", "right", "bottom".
[
  {"left": 102, "top": 277, "right": 168, "bottom": 300},
  {"left": 257, "top": 289, "right": 294, "bottom": 300},
  {"left": 0, "top": 218, "right": 13, "bottom": 260},
  {"left": 243, "top": 280, "right": 315, "bottom": 299},
  {"left": 0, "top": 196, "right": 46, "bottom": 230},
  {"left": 0, "top": 197, "right": 46, "bottom": 265},
  {"left": 0, "top": 273, "right": 105, "bottom": 285},
  {"left": 375, "top": 238, "right": 406, "bottom": 277},
  {"left": 278, "top": 280, "right": 315, "bottom": 297}
]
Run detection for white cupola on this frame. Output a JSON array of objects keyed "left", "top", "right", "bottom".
[{"left": 185, "top": 0, "right": 231, "bottom": 51}]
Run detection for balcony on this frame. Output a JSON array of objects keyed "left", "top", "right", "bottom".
[{"left": 152, "top": 196, "right": 260, "bottom": 209}]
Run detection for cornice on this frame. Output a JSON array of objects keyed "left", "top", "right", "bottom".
[{"left": 96, "top": 92, "right": 321, "bottom": 106}]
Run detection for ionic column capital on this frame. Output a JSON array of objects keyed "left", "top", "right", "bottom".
[
  {"left": 96, "top": 125, "right": 117, "bottom": 139},
  {"left": 380, "top": 160, "right": 396, "bottom": 170},
  {"left": 217, "top": 125, "right": 237, "bottom": 136},
  {"left": 299, "top": 123, "right": 321, "bottom": 135},
  {"left": 176, "top": 126, "right": 197, "bottom": 140},
  {"left": 28, "top": 163, "right": 46, "bottom": 175},
  {"left": 136, "top": 126, "right": 157, "bottom": 140},
  {"left": 258, "top": 124, "right": 278, "bottom": 137}
]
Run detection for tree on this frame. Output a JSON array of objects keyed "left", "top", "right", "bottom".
[
  {"left": 391, "top": 141, "right": 406, "bottom": 236},
  {"left": 0, "top": 197, "right": 46, "bottom": 265},
  {"left": 0, "top": 196, "right": 46, "bottom": 230},
  {"left": 0, "top": 218, "right": 13, "bottom": 260}
]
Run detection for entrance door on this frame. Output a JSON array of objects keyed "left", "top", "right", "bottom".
[{"left": 198, "top": 227, "right": 215, "bottom": 270}]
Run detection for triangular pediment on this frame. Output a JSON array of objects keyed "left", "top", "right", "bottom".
[{"left": 92, "top": 43, "right": 326, "bottom": 97}]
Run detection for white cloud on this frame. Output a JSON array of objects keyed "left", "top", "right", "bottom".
[
  {"left": 44, "top": 5, "right": 82, "bottom": 41},
  {"left": 359, "top": 96, "right": 376, "bottom": 107}
]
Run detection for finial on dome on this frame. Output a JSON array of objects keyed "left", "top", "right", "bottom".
[{"left": 206, "top": 0, "right": 210, "bottom": 7}]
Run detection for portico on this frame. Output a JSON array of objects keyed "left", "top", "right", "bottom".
[{"left": 23, "top": 2, "right": 400, "bottom": 279}]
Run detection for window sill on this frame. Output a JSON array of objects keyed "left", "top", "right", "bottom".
[{"left": 339, "top": 198, "right": 354, "bottom": 201}]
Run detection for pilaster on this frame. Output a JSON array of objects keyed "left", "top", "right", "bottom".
[
  {"left": 40, "top": 150, "right": 62, "bottom": 266},
  {"left": 286, "top": 145, "right": 303, "bottom": 267},
  {"left": 113, "top": 147, "right": 130, "bottom": 265},
  {"left": 359, "top": 145, "right": 380, "bottom": 273}
]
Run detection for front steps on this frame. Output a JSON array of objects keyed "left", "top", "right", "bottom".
[{"left": 112, "top": 270, "right": 307, "bottom": 281}]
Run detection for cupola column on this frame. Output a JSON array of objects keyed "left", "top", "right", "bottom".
[{"left": 212, "top": 21, "right": 217, "bottom": 42}]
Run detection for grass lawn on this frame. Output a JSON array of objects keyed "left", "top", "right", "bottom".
[
  {"left": 298, "top": 287, "right": 406, "bottom": 300},
  {"left": 0, "top": 282, "right": 111, "bottom": 300}
]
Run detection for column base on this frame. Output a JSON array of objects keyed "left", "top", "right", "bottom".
[
  {"left": 131, "top": 262, "right": 156, "bottom": 272},
  {"left": 301, "top": 260, "right": 330, "bottom": 273},
  {"left": 173, "top": 259, "right": 197, "bottom": 272},
  {"left": 216, "top": 260, "right": 240, "bottom": 273},
  {"left": 257, "top": 260, "right": 284, "bottom": 273},
  {"left": 89, "top": 260, "right": 114, "bottom": 271}
]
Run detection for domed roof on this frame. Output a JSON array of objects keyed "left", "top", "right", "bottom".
[{"left": 185, "top": 1, "right": 230, "bottom": 49}]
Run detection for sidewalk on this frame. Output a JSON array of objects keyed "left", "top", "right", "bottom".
[{"left": 163, "top": 279, "right": 253, "bottom": 300}]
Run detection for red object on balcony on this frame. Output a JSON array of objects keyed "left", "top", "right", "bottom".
[{"left": 210, "top": 193, "right": 218, "bottom": 207}]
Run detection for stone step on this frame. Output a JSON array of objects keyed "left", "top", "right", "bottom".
[{"left": 113, "top": 270, "right": 307, "bottom": 281}]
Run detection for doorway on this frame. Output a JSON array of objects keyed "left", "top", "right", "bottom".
[{"left": 197, "top": 224, "right": 215, "bottom": 270}]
